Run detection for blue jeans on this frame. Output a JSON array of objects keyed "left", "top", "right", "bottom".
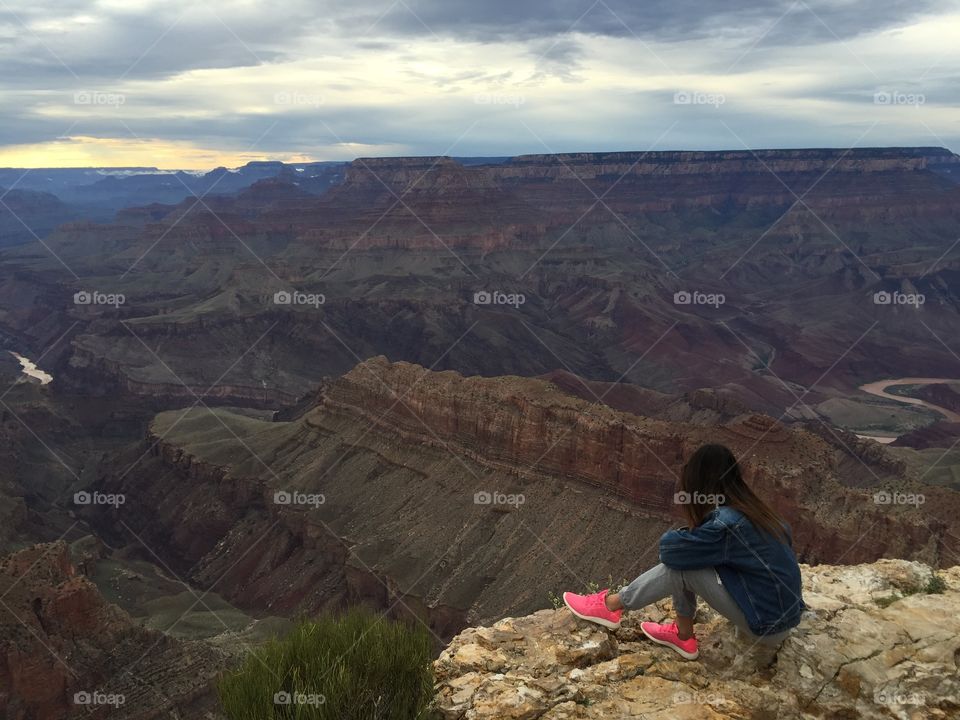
[{"left": 618, "top": 563, "right": 789, "bottom": 646}]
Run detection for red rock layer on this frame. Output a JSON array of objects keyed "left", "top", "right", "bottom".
[
  {"left": 0, "top": 542, "right": 225, "bottom": 720},
  {"left": 320, "top": 358, "right": 953, "bottom": 563}
]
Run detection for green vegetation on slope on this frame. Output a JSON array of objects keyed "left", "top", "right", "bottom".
[{"left": 218, "top": 608, "right": 434, "bottom": 720}]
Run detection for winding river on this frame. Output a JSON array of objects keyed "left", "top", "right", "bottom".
[{"left": 856, "top": 377, "right": 960, "bottom": 443}]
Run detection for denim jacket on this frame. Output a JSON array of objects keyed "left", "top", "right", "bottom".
[{"left": 659, "top": 506, "right": 804, "bottom": 636}]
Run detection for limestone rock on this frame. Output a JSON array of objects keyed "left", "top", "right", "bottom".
[{"left": 433, "top": 559, "right": 960, "bottom": 719}]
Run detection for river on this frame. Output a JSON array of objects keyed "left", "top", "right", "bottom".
[
  {"left": 856, "top": 377, "right": 960, "bottom": 442},
  {"left": 9, "top": 351, "right": 53, "bottom": 385}
]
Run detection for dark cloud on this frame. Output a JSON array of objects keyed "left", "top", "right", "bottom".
[
  {"left": 0, "top": 109, "right": 81, "bottom": 147},
  {"left": 0, "top": 0, "right": 956, "bottom": 162},
  {"left": 0, "top": 0, "right": 944, "bottom": 87},
  {"left": 343, "top": 0, "right": 943, "bottom": 43},
  {"left": 0, "top": 1, "right": 319, "bottom": 84},
  {"left": 526, "top": 37, "right": 584, "bottom": 81}
]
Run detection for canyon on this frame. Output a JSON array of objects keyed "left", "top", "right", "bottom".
[
  {"left": 0, "top": 541, "right": 230, "bottom": 720},
  {"left": 1, "top": 146, "right": 960, "bottom": 717},
  {"left": 78, "top": 358, "right": 956, "bottom": 638},
  {"left": 1, "top": 147, "right": 959, "bottom": 420}
]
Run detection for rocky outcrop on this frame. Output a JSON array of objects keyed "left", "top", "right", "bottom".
[
  {"left": 82, "top": 359, "right": 958, "bottom": 642},
  {"left": 434, "top": 559, "right": 960, "bottom": 719},
  {"left": 539, "top": 369, "right": 676, "bottom": 418},
  {"left": 0, "top": 542, "right": 227, "bottom": 719},
  {"left": 65, "top": 339, "right": 299, "bottom": 408},
  {"left": 323, "top": 358, "right": 954, "bottom": 564}
]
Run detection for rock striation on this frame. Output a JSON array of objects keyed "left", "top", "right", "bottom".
[
  {"left": 0, "top": 541, "right": 227, "bottom": 719},
  {"left": 319, "top": 358, "right": 957, "bottom": 564},
  {"left": 434, "top": 559, "right": 960, "bottom": 719},
  {"left": 83, "top": 358, "right": 959, "bottom": 639},
  {"left": 3, "top": 147, "right": 960, "bottom": 409}
]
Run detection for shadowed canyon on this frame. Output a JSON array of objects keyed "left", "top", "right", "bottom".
[{"left": 2, "top": 147, "right": 960, "bottom": 718}]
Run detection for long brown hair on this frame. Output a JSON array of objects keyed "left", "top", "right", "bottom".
[{"left": 677, "top": 444, "right": 789, "bottom": 543}]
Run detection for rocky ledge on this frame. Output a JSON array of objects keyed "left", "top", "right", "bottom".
[{"left": 434, "top": 560, "right": 960, "bottom": 719}]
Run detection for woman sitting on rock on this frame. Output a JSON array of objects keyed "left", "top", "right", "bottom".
[{"left": 563, "top": 443, "right": 804, "bottom": 660}]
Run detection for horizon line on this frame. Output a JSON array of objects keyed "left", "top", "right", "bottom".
[{"left": 1, "top": 144, "right": 956, "bottom": 174}]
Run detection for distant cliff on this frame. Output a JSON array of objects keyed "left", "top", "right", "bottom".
[
  {"left": 3, "top": 147, "right": 960, "bottom": 409},
  {"left": 313, "top": 147, "right": 960, "bottom": 251}
]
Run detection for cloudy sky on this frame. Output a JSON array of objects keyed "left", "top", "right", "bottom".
[{"left": 0, "top": 0, "right": 958, "bottom": 168}]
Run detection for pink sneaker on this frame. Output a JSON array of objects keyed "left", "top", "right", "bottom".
[
  {"left": 562, "top": 589, "right": 622, "bottom": 630},
  {"left": 640, "top": 621, "right": 699, "bottom": 659}
]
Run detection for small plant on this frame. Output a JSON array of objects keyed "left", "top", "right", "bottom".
[
  {"left": 608, "top": 576, "right": 631, "bottom": 594},
  {"left": 585, "top": 576, "right": 631, "bottom": 594},
  {"left": 547, "top": 590, "right": 563, "bottom": 609},
  {"left": 218, "top": 608, "right": 434, "bottom": 720},
  {"left": 924, "top": 573, "right": 947, "bottom": 595},
  {"left": 875, "top": 572, "right": 948, "bottom": 607}
]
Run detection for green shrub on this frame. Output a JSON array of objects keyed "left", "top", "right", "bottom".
[
  {"left": 218, "top": 608, "right": 435, "bottom": 720},
  {"left": 874, "top": 572, "right": 948, "bottom": 607},
  {"left": 924, "top": 573, "right": 947, "bottom": 595}
]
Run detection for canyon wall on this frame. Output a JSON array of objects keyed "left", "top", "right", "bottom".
[
  {"left": 86, "top": 359, "right": 955, "bottom": 639},
  {"left": 0, "top": 542, "right": 226, "bottom": 720},
  {"left": 3, "top": 147, "right": 960, "bottom": 413}
]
